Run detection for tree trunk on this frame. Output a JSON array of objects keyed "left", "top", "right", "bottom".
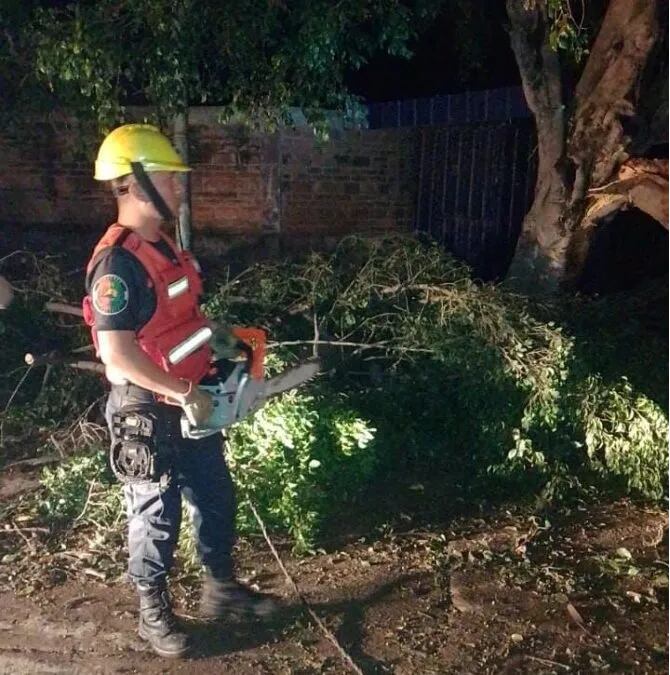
[
  {"left": 506, "top": 0, "right": 660, "bottom": 293},
  {"left": 173, "top": 111, "right": 192, "bottom": 251}
]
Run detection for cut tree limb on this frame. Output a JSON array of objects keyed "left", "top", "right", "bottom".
[
  {"left": 585, "top": 158, "right": 669, "bottom": 228},
  {"left": 24, "top": 351, "right": 104, "bottom": 374},
  {"left": 45, "top": 301, "right": 84, "bottom": 317}
]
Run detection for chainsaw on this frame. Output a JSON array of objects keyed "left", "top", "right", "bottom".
[{"left": 180, "top": 327, "right": 320, "bottom": 439}]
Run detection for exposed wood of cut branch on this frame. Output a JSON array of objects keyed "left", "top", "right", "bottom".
[
  {"left": 585, "top": 159, "right": 669, "bottom": 229},
  {"left": 24, "top": 351, "right": 104, "bottom": 373},
  {"left": 617, "top": 158, "right": 669, "bottom": 180},
  {"left": 45, "top": 301, "right": 84, "bottom": 317}
]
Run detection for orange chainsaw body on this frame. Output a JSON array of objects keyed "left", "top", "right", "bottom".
[{"left": 230, "top": 327, "right": 266, "bottom": 380}]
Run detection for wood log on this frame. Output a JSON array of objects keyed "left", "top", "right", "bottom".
[
  {"left": 45, "top": 302, "right": 83, "bottom": 317},
  {"left": 24, "top": 351, "right": 104, "bottom": 374}
]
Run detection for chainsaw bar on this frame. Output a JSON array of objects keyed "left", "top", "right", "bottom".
[
  {"left": 180, "top": 358, "right": 321, "bottom": 439},
  {"left": 264, "top": 358, "right": 321, "bottom": 398}
]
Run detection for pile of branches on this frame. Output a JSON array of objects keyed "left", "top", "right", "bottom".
[
  {"left": 0, "top": 249, "right": 104, "bottom": 461},
  {"left": 0, "top": 235, "right": 666, "bottom": 584},
  {"left": 206, "top": 235, "right": 566, "bottom": 389},
  {"left": 205, "top": 234, "right": 667, "bottom": 500}
]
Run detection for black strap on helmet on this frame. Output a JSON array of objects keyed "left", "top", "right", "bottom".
[{"left": 130, "top": 161, "right": 174, "bottom": 223}]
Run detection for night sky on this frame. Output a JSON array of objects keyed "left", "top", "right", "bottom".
[{"left": 346, "top": 1, "right": 520, "bottom": 102}]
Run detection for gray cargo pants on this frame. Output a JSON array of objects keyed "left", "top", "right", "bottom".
[{"left": 105, "top": 383, "right": 236, "bottom": 586}]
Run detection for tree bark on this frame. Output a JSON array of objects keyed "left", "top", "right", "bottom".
[
  {"left": 505, "top": 0, "right": 569, "bottom": 292},
  {"left": 506, "top": 0, "right": 660, "bottom": 292},
  {"left": 173, "top": 111, "right": 192, "bottom": 251}
]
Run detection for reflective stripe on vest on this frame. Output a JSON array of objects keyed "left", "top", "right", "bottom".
[
  {"left": 85, "top": 224, "right": 213, "bottom": 384},
  {"left": 168, "top": 326, "right": 213, "bottom": 365},
  {"left": 167, "top": 276, "right": 189, "bottom": 299}
]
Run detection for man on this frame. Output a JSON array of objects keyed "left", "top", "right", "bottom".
[{"left": 83, "top": 124, "right": 275, "bottom": 658}]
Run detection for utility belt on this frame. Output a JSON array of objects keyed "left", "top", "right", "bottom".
[
  {"left": 108, "top": 386, "right": 182, "bottom": 485},
  {"left": 107, "top": 369, "right": 228, "bottom": 484}
]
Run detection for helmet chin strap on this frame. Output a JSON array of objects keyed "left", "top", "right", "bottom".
[{"left": 130, "top": 162, "right": 175, "bottom": 223}]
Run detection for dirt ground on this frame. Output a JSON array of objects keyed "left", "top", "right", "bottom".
[{"left": 0, "top": 493, "right": 666, "bottom": 674}]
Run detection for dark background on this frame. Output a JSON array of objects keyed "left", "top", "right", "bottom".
[{"left": 346, "top": 1, "right": 519, "bottom": 101}]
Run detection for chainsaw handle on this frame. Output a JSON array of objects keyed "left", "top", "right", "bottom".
[{"left": 230, "top": 327, "right": 266, "bottom": 380}]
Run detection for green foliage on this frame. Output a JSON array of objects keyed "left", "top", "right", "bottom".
[
  {"left": 38, "top": 445, "right": 122, "bottom": 525},
  {"left": 228, "top": 383, "right": 377, "bottom": 553},
  {"left": 11, "top": 236, "right": 668, "bottom": 555},
  {"left": 0, "top": 1, "right": 49, "bottom": 120},
  {"left": 13, "top": 0, "right": 442, "bottom": 132},
  {"left": 574, "top": 376, "right": 668, "bottom": 499},
  {"left": 205, "top": 235, "right": 668, "bottom": 520},
  {"left": 547, "top": 0, "right": 589, "bottom": 63}
]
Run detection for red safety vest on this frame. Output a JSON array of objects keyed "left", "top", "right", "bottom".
[{"left": 82, "top": 224, "right": 213, "bottom": 384}]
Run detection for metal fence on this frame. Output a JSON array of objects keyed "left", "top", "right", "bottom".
[
  {"left": 415, "top": 120, "right": 537, "bottom": 280},
  {"left": 368, "top": 87, "right": 537, "bottom": 280},
  {"left": 367, "top": 86, "right": 531, "bottom": 129}
]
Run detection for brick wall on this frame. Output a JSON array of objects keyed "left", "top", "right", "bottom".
[
  {"left": 279, "top": 126, "right": 416, "bottom": 249},
  {"left": 0, "top": 121, "right": 111, "bottom": 227},
  {"left": 0, "top": 108, "right": 417, "bottom": 249}
]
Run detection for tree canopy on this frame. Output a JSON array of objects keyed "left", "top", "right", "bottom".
[{"left": 2, "top": 0, "right": 440, "bottom": 133}]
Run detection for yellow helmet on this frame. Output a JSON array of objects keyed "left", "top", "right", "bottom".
[{"left": 94, "top": 124, "right": 190, "bottom": 181}]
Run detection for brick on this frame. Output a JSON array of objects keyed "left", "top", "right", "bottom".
[{"left": 1, "top": 110, "right": 415, "bottom": 241}]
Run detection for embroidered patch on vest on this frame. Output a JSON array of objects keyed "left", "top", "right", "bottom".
[{"left": 92, "top": 274, "right": 129, "bottom": 316}]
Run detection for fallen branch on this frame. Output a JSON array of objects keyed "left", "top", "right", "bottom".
[
  {"left": 524, "top": 655, "right": 571, "bottom": 671},
  {"left": 4, "top": 454, "right": 61, "bottom": 469},
  {"left": 268, "top": 339, "right": 432, "bottom": 355},
  {"left": 25, "top": 344, "right": 94, "bottom": 366},
  {"left": 11, "top": 521, "right": 36, "bottom": 553},
  {"left": 378, "top": 283, "right": 459, "bottom": 296},
  {"left": 74, "top": 480, "right": 97, "bottom": 523},
  {"left": 39, "top": 364, "right": 53, "bottom": 399},
  {"left": 269, "top": 339, "right": 388, "bottom": 350},
  {"left": 45, "top": 301, "right": 84, "bottom": 318},
  {"left": 565, "top": 601, "right": 589, "bottom": 634},
  {"left": 66, "top": 361, "right": 105, "bottom": 374},
  {"left": 24, "top": 351, "right": 104, "bottom": 374},
  {"left": 249, "top": 501, "right": 364, "bottom": 675}
]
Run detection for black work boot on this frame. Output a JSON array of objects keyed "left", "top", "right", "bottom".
[
  {"left": 200, "top": 573, "right": 279, "bottom": 621},
  {"left": 137, "top": 582, "right": 190, "bottom": 658}
]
